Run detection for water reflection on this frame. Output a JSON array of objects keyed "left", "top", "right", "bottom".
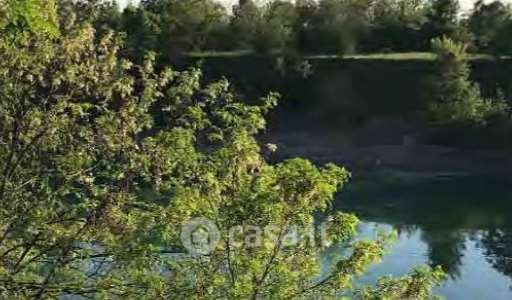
[
  {"left": 480, "top": 228, "right": 512, "bottom": 281},
  {"left": 421, "top": 228, "right": 466, "bottom": 278},
  {"left": 331, "top": 176, "right": 512, "bottom": 298}
]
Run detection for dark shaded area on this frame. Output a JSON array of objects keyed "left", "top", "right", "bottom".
[
  {"left": 172, "top": 55, "right": 512, "bottom": 116},
  {"left": 170, "top": 55, "right": 512, "bottom": 148}
]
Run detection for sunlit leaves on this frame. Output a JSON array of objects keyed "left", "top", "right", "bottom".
[
  {"left": 1, "top": 0, "right": 59, "bottom": 36},
  {"left": 361, "top": 266, "right": 446, "bottom": 300}
]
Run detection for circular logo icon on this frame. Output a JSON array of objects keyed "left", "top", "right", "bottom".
[{"left": 181, "top": 217, "right": 220, "bottom": 255}]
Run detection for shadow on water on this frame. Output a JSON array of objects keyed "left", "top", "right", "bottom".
[{"left": 329, "top": 175, "right": 512, "bottom": 298}]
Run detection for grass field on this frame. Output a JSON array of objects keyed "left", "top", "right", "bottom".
[
  {"left": 341, "top": 52, "right": 494, "bottom": 61},
  {"left": 309, "top": 52, "right": 438, "bottom": 60},
  {"left": 185, "top": 50, "right": 254, "bottom": 58},
  {"left": 184, "top": 51, "right": 496, "bottom": 61}
]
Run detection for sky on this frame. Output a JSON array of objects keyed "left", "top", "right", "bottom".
[{"left": 117, "top": 0, "right": 509, "bottom": 12}]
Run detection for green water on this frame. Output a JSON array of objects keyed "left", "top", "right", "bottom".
[{"left": 329, "top": 176, "right": 512, "bottom": 299}]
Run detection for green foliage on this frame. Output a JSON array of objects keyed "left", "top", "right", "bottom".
[
  {"left": 424, "top": 0, "right": 459, "bottom": 38},
  {"left": 469, "top": 0, "right": 511, "bottom": 52},
  {"left": 0, "top": 10, "right": 445, "bottom": 299},
  {"left": 1, "top": 0, "right": 59, "bottom": 36},
  {"left": 120, "top": 4, "right": 161, "bottom": 62},
  {"left": 468, "top": 0, "right": 512, "bottom": 56},
  {"left": 54, "top": 0, "right": 512, "bottom": 58},
  {"left": 55, "top": 0, "right": 123, "bottom": 42},
  {"left": 231, "top": 0, "right": 262, "bottom": 49},
  {"left": 253, "top": 0, "right": 298, "bottom": 54},
  {"left": 364, "top": 0, "right": 429, "bottom": 52},
  {"left": 145, "top": 0, "right": 229, "bottom": 56},
  {"left": 428, "top": 37, "right": 510, "bottom": 125},
  {"left": 361, "top": 266, "right": 446, "bottom": 300},
  {"left": 300, "top": 0, "right": 373, "bottom": 55},
  {"left": 114, "top": 0, "right": 469, "bottom": 59}
]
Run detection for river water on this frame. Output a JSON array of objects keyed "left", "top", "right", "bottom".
[{"left": 327, "top": 176, "right": 512, "bottom": 299}]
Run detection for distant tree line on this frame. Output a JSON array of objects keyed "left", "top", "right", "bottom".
[
  {"left": 36, "top": 0, "right": 512, "bottom": 143},
  {"left": 71, "top": 0, "right": 512, "bottom": 60}
]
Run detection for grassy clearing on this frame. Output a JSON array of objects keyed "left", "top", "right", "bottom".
[
  {"left": 184, "top": 51, "right": 496, "bottom": 61},
  {"left": 185, "top": 50, "right": 254, "bottom": 58},
  {"left": 310, "top": 52, "right": 437, "bottom": 60}
]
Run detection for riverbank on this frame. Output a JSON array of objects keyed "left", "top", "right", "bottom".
[
  {"left": 264, "top": 127, "right": 512, "bottom": 178},
  {"left": 173, "top": 53, "right": 512, "bottom": 175}
]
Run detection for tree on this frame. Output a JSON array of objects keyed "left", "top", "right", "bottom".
[
  {"left": 120, "top": 4, "right": 161, "bottom": 62},
  {"left": 142, "top": 0, "right": 229, "bottom": 57},
  {"left": 294, "top": 0, "right": 318, "bottom": 53},
  {"left": 427, "top": 37, "right": 509, "bottom": 126},
  {"left": 492, "top": 18, "right": 512, "bottom": 55},
  {"left": 231, "top": 0, "right": 263, "bottom": 49},
  {"left": 253, "top": 0, "right": 299, "bottom": 53},
  {"left": 422, "top": 0, "right": 466, "bottom": 45},
  {"left": 298, "top": 0, "right": 373, "bottom": 55},
  {"left": 365, "top": 0, "right": 429, "bottom": 51},
  {"left": 0, "top": 7, "right": 444, "bottom": 300},
  {"left": 469, "top": 0, "right": 512, "bottom": 53}
]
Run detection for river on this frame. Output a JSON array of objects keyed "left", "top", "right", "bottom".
[{"left": 326, "top": 176, "right": 512, "bottom": 299}]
